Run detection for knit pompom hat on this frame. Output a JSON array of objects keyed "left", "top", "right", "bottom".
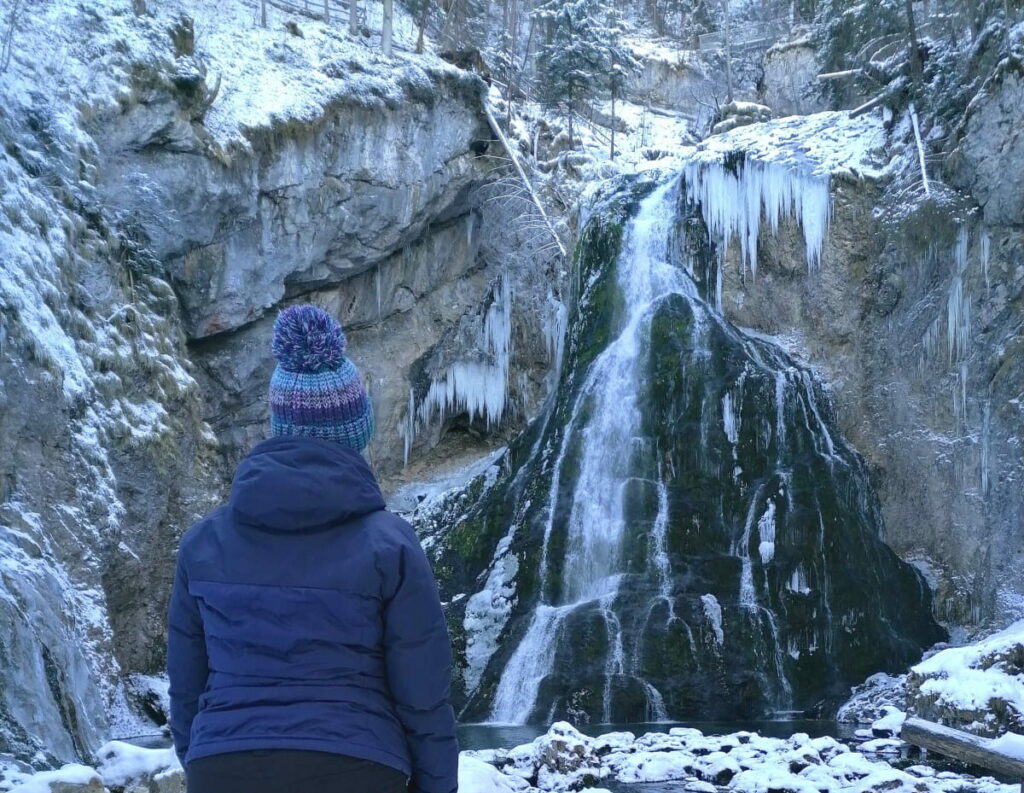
[{"left": 269, "top": 305, "right": 374, "bottom": 452}]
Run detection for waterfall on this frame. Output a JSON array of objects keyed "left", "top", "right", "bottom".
[
  {"left": 491, "top": 180, "right": 689, "bottom": 723},
  {"left": 458, "top": 165, "right": 942, "bottom": 725}
]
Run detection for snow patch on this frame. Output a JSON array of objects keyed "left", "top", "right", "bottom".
[{"left": 94, "top": 741, "right": 180, "bottom": 788}]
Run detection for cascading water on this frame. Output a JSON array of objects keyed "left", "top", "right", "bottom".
[
  {"left": 426, "top": 163, "right": 944, "bottom": 725},
  {"left": 491, "top": 181, "right": 690, "bottom": 723}
]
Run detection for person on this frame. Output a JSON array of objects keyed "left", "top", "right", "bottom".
[{"left": 167, "top": 305, "right": 459, "bottom": 793}]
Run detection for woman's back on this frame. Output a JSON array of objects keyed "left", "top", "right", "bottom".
[{"left": 168, "top": 307, "right": 458, "bottom": 793}]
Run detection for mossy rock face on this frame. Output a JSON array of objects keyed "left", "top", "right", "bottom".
[{"left": 425, "top": 174, "right": 944, "bottom": 724}]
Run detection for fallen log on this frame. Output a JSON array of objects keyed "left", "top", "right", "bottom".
[{"left": 902, "top": 717, "right": 1024, "bottom": 785}]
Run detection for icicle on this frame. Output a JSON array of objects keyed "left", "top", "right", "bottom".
[
  {"left": 722, "top": 392, "right": 738, "bottom": 445},
  {"left": 543, "top": 292, "right": 568, "bottom": 379},
  {"left": 947, "top": 227, "right": 971, "bottom": 365},
  {"left": 981, "top": 399, "right": 990, "bottom": 496},
  {"left": 683, "top": 160, "right": 832, "bottom": 280},
  {"left": 980, "top": 226, "right": 991, "bottom": 296},
  {"left": 921, "top": 315, "right": 941, "bottom": 368},
  {"left": 406, "top": 277, "right": 513, "bottom": 464},
  {"left": 701, "top": 594, "right": 725, "bottom": 645},
  {"left": 402, "top": 388, "right": 415, "bottom": 467},
  {"left": 375, "top": 266, "right": 382, "bottom": 321},
  {"left": 715, "top": 258, "right": 724, "bottom": 311},
  {"left": 787, "top": 566, "right": 810, "bottom": 594},
  {"left": 757, "top": 500, "right": 777, "bottom": 565},
  {"left": 775, "top": 371, "right": 788, "bottom": 458}
]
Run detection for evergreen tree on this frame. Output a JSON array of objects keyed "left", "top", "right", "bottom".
[
  {"left": 440, "top": 0, "right": 489, "bottom": 51},
  {"left": 604, "top": 8, "right": 640, "bottom": 160},
  {"left": 533, "top": 0, "right": 614, "bottom": 147}
]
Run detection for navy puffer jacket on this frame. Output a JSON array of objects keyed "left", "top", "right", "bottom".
[{"left": 167, "top": 436, "right": 458, "bottom": 793}]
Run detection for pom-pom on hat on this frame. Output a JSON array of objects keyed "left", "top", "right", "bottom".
[{"left": 269, "top": 305, "right": 374, "bottom": 452}]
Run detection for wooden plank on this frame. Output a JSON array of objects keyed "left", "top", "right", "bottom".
[{"left": 902, "top": 717, "right": 1024, "bottom": 783}]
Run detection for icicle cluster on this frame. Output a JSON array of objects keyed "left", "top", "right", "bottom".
[
  {"left": 682, "top": 160, "right": 832, "bottom": 280},
  {"left": 403, "top": 277, "right": 512, "bottom": 465},
  {"left": 947, "top": 225, "right": 971, "bottom": 366}
]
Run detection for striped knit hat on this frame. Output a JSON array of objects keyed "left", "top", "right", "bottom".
[{"left": 269, "top": 305, "right": 374, "bottom": 452}]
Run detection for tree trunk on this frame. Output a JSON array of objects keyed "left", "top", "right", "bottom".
[
  {"left": 416, "top": 0, "right": 430, "bottom": 53},
  {"left": 261, "top": 0, "right": 268, "bottom": 27},
  {"left": 383, "top": 0, "right": 394, "bottom": 55},
  {"left": 723, "top": 0, "right": 734, "bottom": 102},
  {"left": 350, "top": 0, "right": 360, "bottom": 34},
  {"left": 507, "top": 0, "right": 519, "bottom": 130},
  {"left": 520, "top": 13, "right": 536, "bottom": 95},
  {"left": 903, "top": 718, "right": 1024, "bottom": 782},
  {"left": 905, "top": 0, "right": 922, "bottom": 80},
  {"left": 610, "top": 91, "right": 616, "bottom": 161},
  {"left": 324, "top": 0, "right": 331, "bottom": 23}
]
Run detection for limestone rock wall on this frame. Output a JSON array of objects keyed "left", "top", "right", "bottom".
[{"left": 716, "top": 176, "right": 1024, "bottom": 631}]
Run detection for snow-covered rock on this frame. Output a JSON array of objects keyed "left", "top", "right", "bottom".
[
  {"left": 504, "top": 722, "right": 603, "bottom": 791},
  {"left": 907, "top": 619, "right": 1024, "bottom": 735},
  {"left": 838, "top": 672, "right": 908, "bottom": 724},
  {"left": 870, "top": 706, "right": 907, "bottom": 737},
  {"left": 459, "top": 755, "right": 531, "bottom": 793},
  {"left": 4, "top": 765, "right": 103, "bottom": 793},
  {"left": 712, "top": 100, "right": 773, "bottom": 135},
  {"left": 478, "top": 723, "right": 1020, "bottom": 793},
  {"left": 94, "top": 741, "right": 181, "bottom": 790}
]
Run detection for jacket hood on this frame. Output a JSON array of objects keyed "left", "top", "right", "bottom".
[{"left": 229, "top": 436, "right": 385, "bottom": 532}]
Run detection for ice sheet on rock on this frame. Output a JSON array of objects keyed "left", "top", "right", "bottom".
[
  {"left": 680, "top": 111, "right": 886, "bottom": 279},
  {"left": 757, "top": 500, "right": 777, "bottom": 565}
]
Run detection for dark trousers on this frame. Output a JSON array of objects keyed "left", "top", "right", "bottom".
[{"left": 186, "top": 750, "right": 409, "bottom": 793}]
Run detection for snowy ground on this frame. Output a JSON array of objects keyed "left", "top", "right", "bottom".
[
  {"left": 4, "top": 0, "right": 445, "bottom": 150},
  {"left": 681, "top": 111, "right": 890, "bottom": 180},
  {"left": 4, "top": 717, "right": 1021, "bottom": 793}
]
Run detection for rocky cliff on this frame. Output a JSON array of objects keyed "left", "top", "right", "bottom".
[
  {"left": 713, "top": 98, "right": 1024, "bottom": 630},
  {"left": 0, "top": 0, "right": 564, "bottom": 764}
]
